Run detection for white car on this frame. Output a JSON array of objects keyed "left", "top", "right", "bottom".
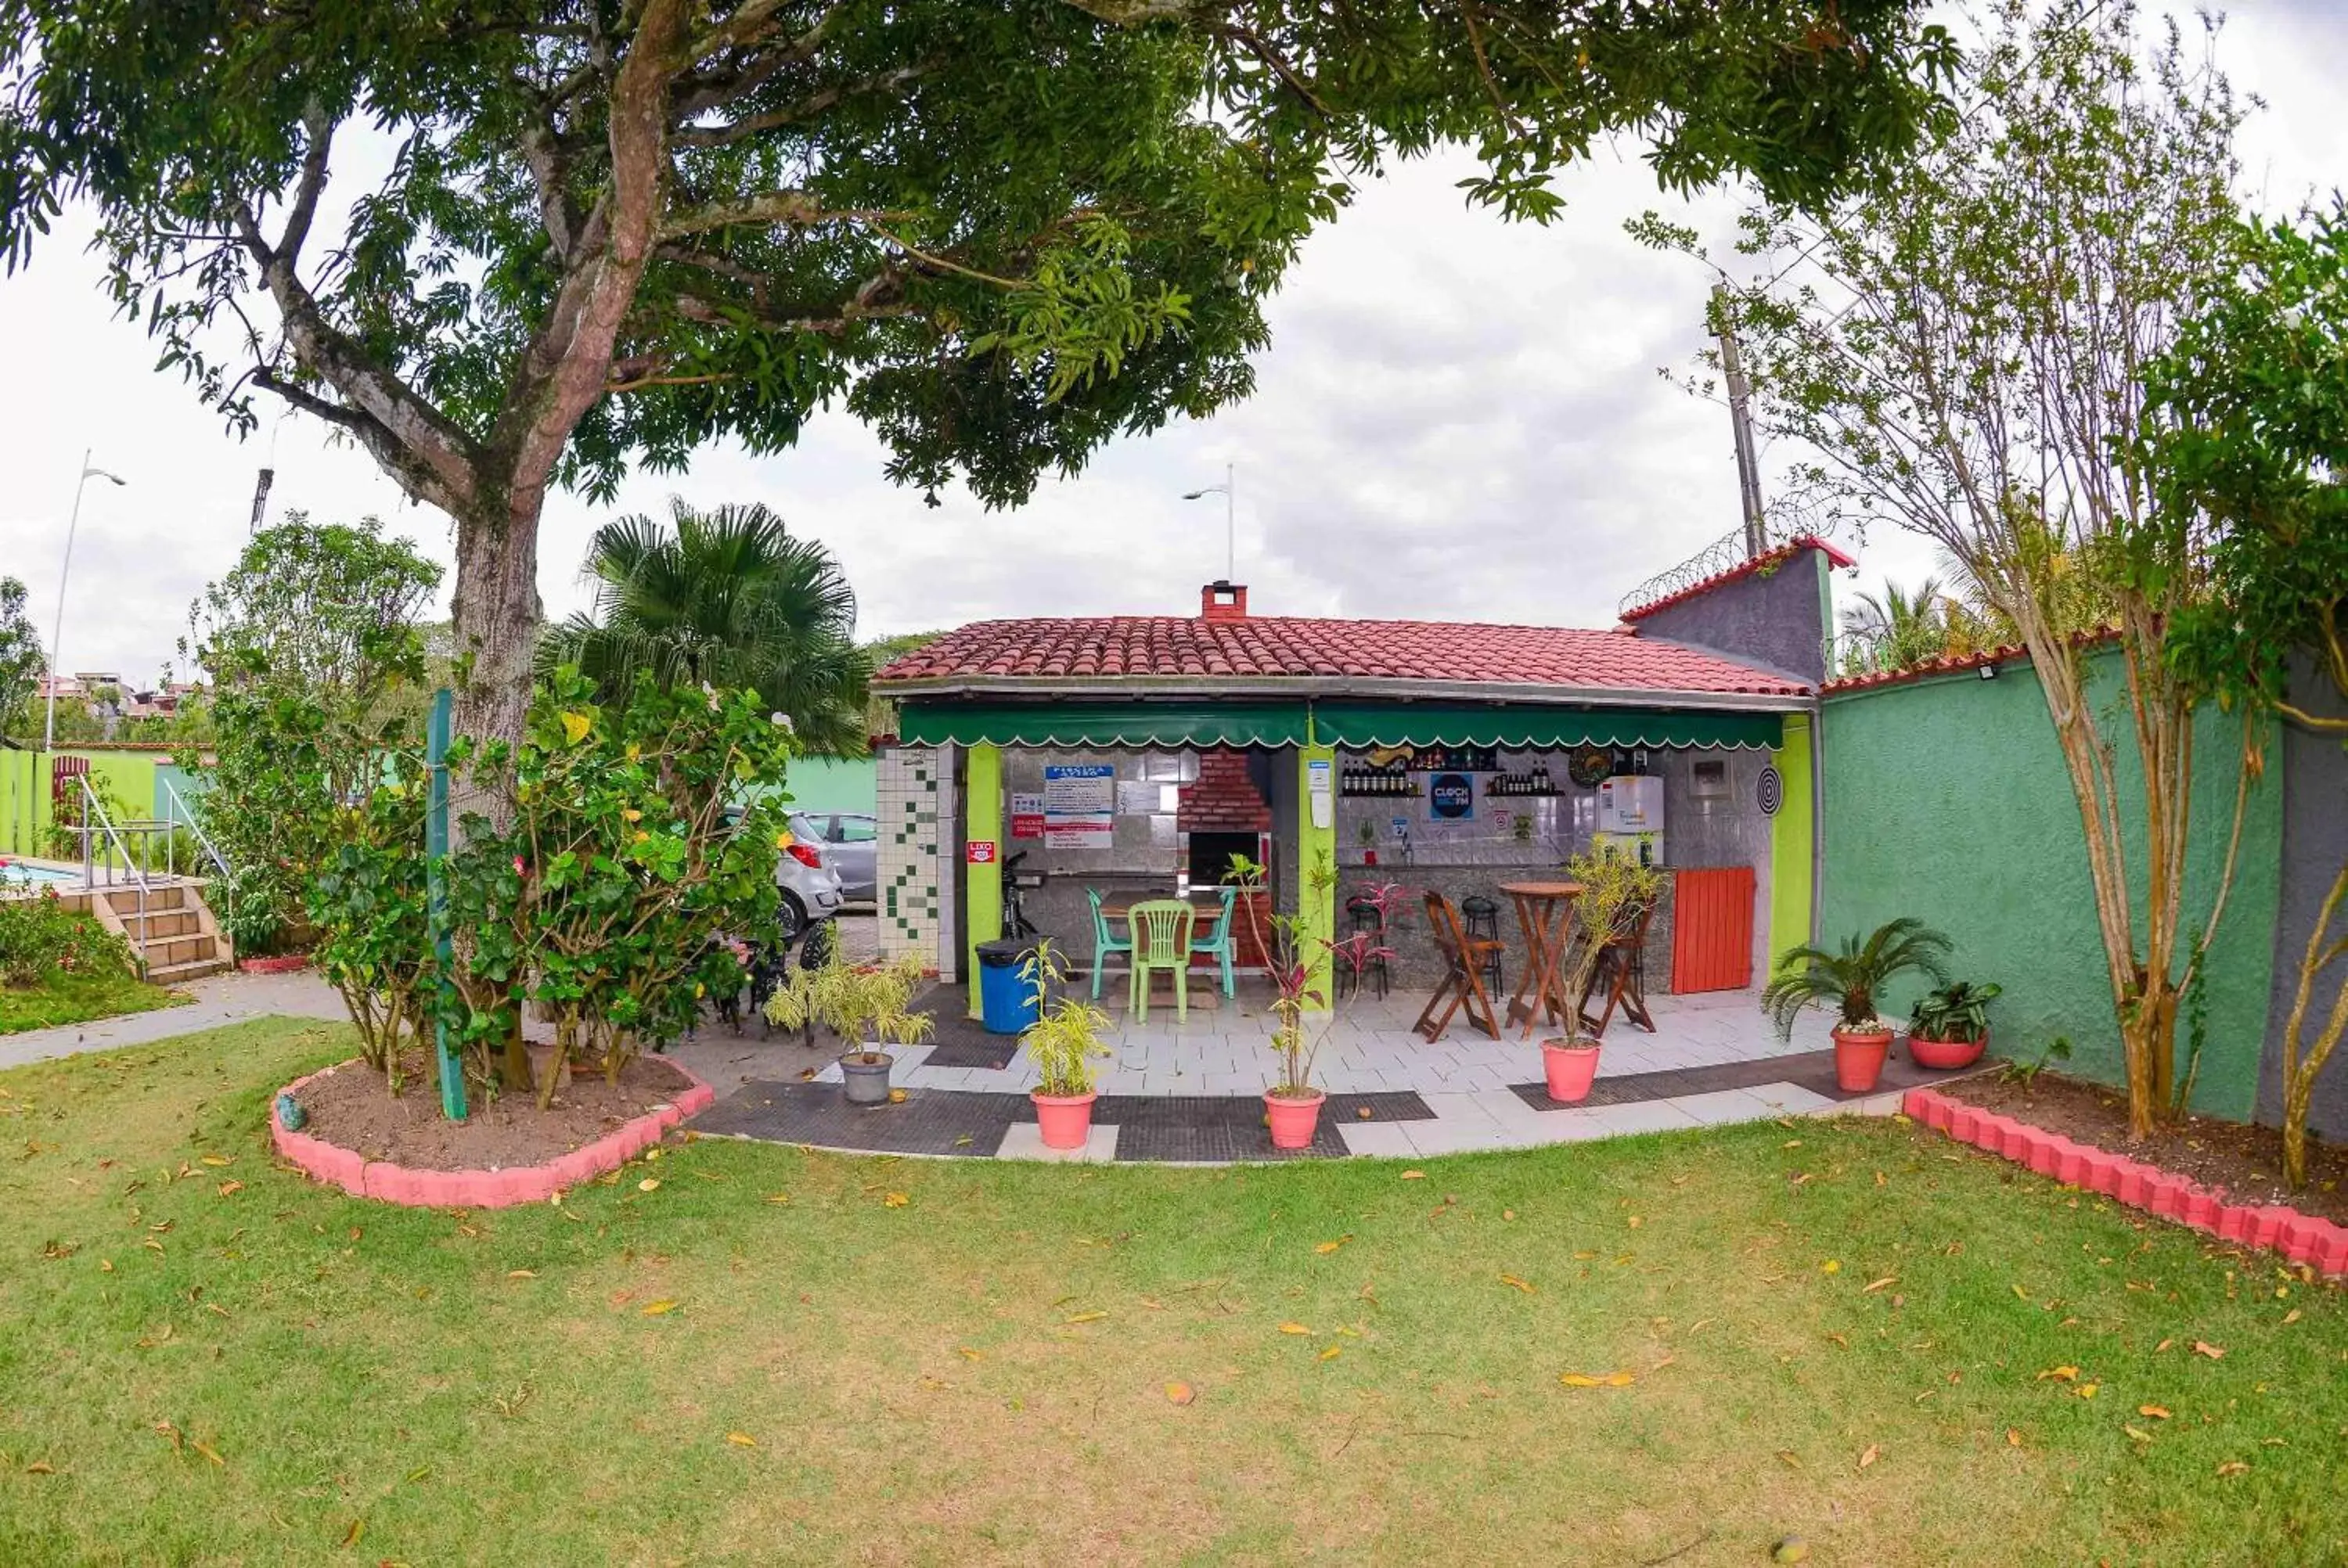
[{"left": 728, "top": 807, "right": 843, "bottom": 942}]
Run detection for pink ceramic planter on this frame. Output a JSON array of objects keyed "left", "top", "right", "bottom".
[
  {"left": 1902, "top": 1086, "right": 2348, "bottom": 1278},
  {"left": 271, "top": 1058, "right": 716, "bottom": 1209}
]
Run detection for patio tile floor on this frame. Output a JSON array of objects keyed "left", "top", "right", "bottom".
[{"left": 679, "top": 978, "right": 1985, "bottom": 1164}]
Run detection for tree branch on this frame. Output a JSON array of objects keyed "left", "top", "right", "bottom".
[
  {"left": 673, "top": 58, "right": 939, "bottom": 146},
  {"left": 660, "top": 189, "right": 910, "bottom": 239},
  {"left": 275, "top": 101, "right": 335, "bottom": 264}
]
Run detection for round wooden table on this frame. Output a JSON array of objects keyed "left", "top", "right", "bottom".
[{"left": 1497, "top": 880, "right": 1583, "bottom": 1038}]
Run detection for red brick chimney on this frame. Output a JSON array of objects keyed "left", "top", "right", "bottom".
[
  {"left": 1176, "top": 747, "right": 1273, "bottom": 833},
  {"left": 1200, "top": 580, "right": 1248, "bottom": 621}
]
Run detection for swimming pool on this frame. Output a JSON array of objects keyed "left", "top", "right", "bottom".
[{"left": 0, "top": 861, "right": 81, "bottom": 890}]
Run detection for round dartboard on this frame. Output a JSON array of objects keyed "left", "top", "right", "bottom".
[{"left": 1756, "top": 765, "right": 1784, "bottom": 816}]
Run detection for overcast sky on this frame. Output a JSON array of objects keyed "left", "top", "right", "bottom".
[{"left": 2, "top": 4, "right": 2339, "bottom": 687}]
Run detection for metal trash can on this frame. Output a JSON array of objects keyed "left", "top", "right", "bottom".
[{"left": 976, "top": 938, "right": 1040, "bottom": 1034}]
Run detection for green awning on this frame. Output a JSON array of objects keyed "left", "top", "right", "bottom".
[
  {"left": 898, "top": 701, "right": 1312, "bottom": 749},
  {"left": 1308, "top": 703, "right": 1782, "bottom": 751}
]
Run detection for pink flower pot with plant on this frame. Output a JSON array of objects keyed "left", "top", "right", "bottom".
[{"left": 1762, "top": 917, "right": 1954, "bottom": 1098}]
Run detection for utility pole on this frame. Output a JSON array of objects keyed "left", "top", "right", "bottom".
[{"left": 1713, "top": 283, "right": 1767, "bottom": 559}]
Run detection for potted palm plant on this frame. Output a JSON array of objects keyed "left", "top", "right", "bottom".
[
  {"left": 1019, "top": 940, "right": 1113, "bottom": 1149},
  {"left": 1907, "top": 980, "right": 2000, "bottom": 1070},
  {"left": 1542, "top": 851, "right": 1662, "bottom": 1102},
  {"left": 1761, "top": 918, "right": 1951, "bottom": 1093},
  {"left": 762, "top": 951, "right": 935, "bottom": 1103}
]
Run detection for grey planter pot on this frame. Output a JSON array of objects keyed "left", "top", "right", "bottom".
[{"left": 840, "top": 1052, "right": 893, "bottom": 1105}]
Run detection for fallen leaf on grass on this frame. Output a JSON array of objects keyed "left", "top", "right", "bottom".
[
  {"left": 1399, "top": 1171, "right": 1426, "bottom": 1181},
  {"left": 2155, "top": 1338, "right": 2175, "bottom": 1353},
  {"left": 1819, "top": 1260, "right": 1841, "bottom": 1275},
  {"left": 25, "top": 1461, "right": 54, "bottom": 1475},
  {"left": 2216, "top": 1461, "right": 2249, "bottom": 1477},
  {"left": 2012, "top": 1284, "right": 2031, "bottom": 1300},
  {"left": 882, "top": 1192, "right": 909, "bottom": 1209},
  {"left": 1164, "top": 1382, "right": 1196, "bottom": 1405},
  {"left": 1862, "top": 1276, "right": 1898, "bottom": 1294},
  {"left": 2281, "top": 1308, "right": 2302, "bottom": 1325},
  {"left": 1774, "top": 1450, "right": 1801, "bottom": 1469},
  {"left": 1315, "top": 1235, "right": 1352, "bottom": 1255},
  {"left": 2076, "top": 1383, "right": 2099, "bottom": 1400},
  {"left": 2007, "top": 1430, "right": 2023, "bottom": 1448},
  {"left": 2192, "top": 1341, "right": 2225, "bottom": 1360},
  {"left": 1498, "top": 1274, "right": 1536, "bottom": 1294},
  {"left": 1318, "top": 1345, "right": 1342, "bottom": 1361},
  {"left": 1065, "top": 1310, "right": 1108, "bottom": 1325},
  {"left": 2125, "top": 1425, "right": 2155, "bottom": 1443},
  {"left": 199, "top": 1155, "right": 232, "bottom": 1167},
  {"left": 1277, "top": 1322, "right": 1313, "bottom": 1336},
  {"left": 506, "top": 1269, "right": 536, "bottom": 1279},
  {"left": 765, "top": 1193, "right": 790, "bottom": 1205},
  {"left": 2036, "top": 1366, "right": 2080, "bottom": 1383},
  {"left": 726, "top": 1432, "right": 758, "bottom": 1448},
  {"left": 637, "top": 1178, "right": 660, "bottom": 1192},
  {"left": 639, "top": 1300, "right": 679, "bottom": 1317},
  {"left": 340, "top": 1517, "right": 362, "bottom": 1548},
  {"left": 191, "top": 1440, "right": 224, "bottom": 1467},
  {"left": 957, "top": 1347, "right": 981, "bottom": 1361},
  {"left": 1560, "top": 1371, "right": 1637, "bottom": 1388},
  {"left": 1856, "top": 1444, "right": 1880, "bottom": 1471},
  {"left": 2138, "top": 1404, "right": 2171, "bottom": 1419}
]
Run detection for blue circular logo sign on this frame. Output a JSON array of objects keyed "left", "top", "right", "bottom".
[{"left": 1428, "top": 772, "right": 1473, "bottom": 820}]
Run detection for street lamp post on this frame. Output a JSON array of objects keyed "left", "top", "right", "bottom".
[
  {"left": 1182, "top": 462, "right": 1236, "bottom": 582},
  {"left": 45, "top": 449, "right": 128, "bottom": 753}
]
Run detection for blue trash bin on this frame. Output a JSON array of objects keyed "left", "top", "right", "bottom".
[{"left": 977, "top": 939, "right": 1040, "bottom": 1035}]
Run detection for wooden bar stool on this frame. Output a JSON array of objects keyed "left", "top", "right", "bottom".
[{"left": 1414, "top": 890, "right": 1503, "bottom": 1042}]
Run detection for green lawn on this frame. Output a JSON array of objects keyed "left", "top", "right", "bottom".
[
  {"left": 2, "top": 1020, "right": 2340, "bottom": 1566},
  {"left": 0, "top": 967, "right": 179, "bottom": 1034}
]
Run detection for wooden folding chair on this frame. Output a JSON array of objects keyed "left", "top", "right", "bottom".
[
  {"left": 1414, "top": 891, "right": 1504, "bottom": 1043},
  {"left": 1577, "top": 897, "right": 1658, "bottom": 1038}
]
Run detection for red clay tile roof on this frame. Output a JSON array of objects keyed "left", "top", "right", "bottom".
[
  {"left": 873, "top": 616, "right": 1810, "bottom": 697},
  {"left": 1820, "top": 628, "right": 2119, "bottom": 695},
  {"left": 1617, "top": 534, "right": 1857, "bottom": 623}
]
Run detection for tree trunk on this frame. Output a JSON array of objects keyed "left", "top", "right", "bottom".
[{"left": 451, "top": 493, "right": 546, "bottom": 754}]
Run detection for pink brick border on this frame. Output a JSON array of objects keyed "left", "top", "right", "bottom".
[
  {"left": 270, "top": 1059, "right": 717, "bottom": 1209},
  {"left": 239, "top": 955, "right": 312, "bottom": 975},
  {"left": 1903, "top": 1086, "right": 2348, "bottom": 1278}
]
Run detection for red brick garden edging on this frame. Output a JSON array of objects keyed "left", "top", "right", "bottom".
[
  {"left": 1902, "top": 1087, "right": 2348, "bottom": 1277},
  {"left": 271, "top": 1059, "right": 716, "bottom": 1209}
]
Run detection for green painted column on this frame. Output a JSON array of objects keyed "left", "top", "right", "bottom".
[
  {"left": 1297, "top": 744, "right": 1337, "bottom": 1014},
  {"left": 1766, "top": 713, "right": 1816, "bottom": 977},
  {"left": 963, "top": 741, "right": 1003, "bottom": 1018}
]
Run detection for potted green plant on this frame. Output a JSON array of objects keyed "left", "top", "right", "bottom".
[
  {"left": 1907, "top": 980, "right": 2000, "bottom": 1070},
  {"left": 1761, "top": 918, "right": 1951, "bottom": 1093},
  {"left": 1541, "top": 851, "right": 1662, "bottom": 1102},
  {"left": 1229, "top": 855, "right": 1398, "bottom": 1150},
  {"left": 1018, "top": 940, "right": 1114, "bottom": 1149},
  {"left": 763, "top": 951, "right": 935, "bottom": 1103}
]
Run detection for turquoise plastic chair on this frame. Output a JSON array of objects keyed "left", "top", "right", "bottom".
[
  {"left": 1188, "top": 886, "right": 1239, "bottom": 998},
  {"left": 1087, "top": 887, "right": 1133, "bottom": 1001},
  {"left": 1127, "top": 899, "right": 1196, "bottom": 1023}
]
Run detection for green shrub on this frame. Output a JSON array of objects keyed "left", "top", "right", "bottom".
[{"left": 0, "top": 890, "right": 138, "bottom": 989}]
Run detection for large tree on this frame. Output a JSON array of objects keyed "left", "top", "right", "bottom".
[
  {"left": 1640, "top": 1, "right": 2250, "bottom": 1135},
  {"left": 0, "top": 577, "right": 41, "bottom": 744},
  {"left": 2150, "top": 206, "right": 2348, "bottom": 1183},
  {"left": 1, "top": 0, "right": 1954, "bottom": 747},
  {"left": 543, "top": 498, "right": 871, "bottom": 755}
]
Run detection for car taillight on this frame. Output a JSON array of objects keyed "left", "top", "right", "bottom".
[{"left": 786, "top": 842, "right": 825, "bottom": 870}]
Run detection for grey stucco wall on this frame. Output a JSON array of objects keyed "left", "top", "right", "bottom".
[
  {"left": 2256, "top": 656, "right": 2348, "bottom": 1139},
  {"left": 1630, "top": 547, "right": 1834, "bottom": 687}
]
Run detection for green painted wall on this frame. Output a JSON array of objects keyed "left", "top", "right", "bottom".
[
  {"left": 776, "top": 756, "right": 877, "bottom": 815},
  {"left": 1820, "top": 653, "right": 2281, "bottom": 1119},
  {"left": 1766, "top": 714, "right": 1815, "bottom": 977},
  {"left": 963, "top": 743, "right": 1003, "bottom": 1018},
  {"left": 0, "top": 749, "right": 166, "bottom": 858}
]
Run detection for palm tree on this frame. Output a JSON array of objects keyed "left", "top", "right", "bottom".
[
  {"left": 542, "top": 500, "right": 871, "bottom": 756},
  {"left": 1838, "top": 576, "right": 1955, "bottom": 674}
]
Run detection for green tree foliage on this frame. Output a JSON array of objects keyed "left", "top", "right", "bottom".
[
  {"left": 437, "top": 667, "right": 789, "bottom": 1103},
  {"left": 2147, "top": 206, "right": 2348, "bottom": 1183},
  {"left": 181, "top": 516, "right": 442, "bottom": 952},
  {"left": 542, "top": 498, "right": 870, "bottom": 756},
  {"left": 1640, "top": 1, "right": 2248, "bottom": 1135},
  {"left": 306, "top": 757, "right": 434, "bottom": 1088},
  {"left": 0, "top": 577, "right": 41, "bottom": 743},
  {"left": 0, "top": 0, "right": 1957, "bottom": 749}
]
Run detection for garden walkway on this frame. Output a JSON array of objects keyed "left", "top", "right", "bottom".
[{"left": 0, "top": 968, "right": 347, "bottom": 1071}]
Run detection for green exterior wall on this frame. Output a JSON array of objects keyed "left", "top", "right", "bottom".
[
  {"left": 0, "top": 748, "right": 166, "bottom": 858},
  {"left": 1766, "top": 713, "right": 1815, "bottom": 977},
  {"left": 1295, "top": 744, "right": 1336, "bottom": 1015},
  {"left": 775, "top": 756, "right": 877, "bottom": 815},
  {"left": 962, "top": 743, "right": 1003, "bottom": 1018},
  {"left": 1820, "top": 653, "right": 2281, "bottom": 1120}
]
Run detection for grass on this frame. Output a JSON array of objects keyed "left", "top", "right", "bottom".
[
  {"left": 1, "top": 1020, "right": 2342, "bottom": 1567},
  {"left": 0, "top": 967, "right": 178, "bottom": 1034}
]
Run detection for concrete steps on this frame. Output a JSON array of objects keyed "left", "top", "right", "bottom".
[{"left": 96, "top": 881, "right": 232, "bottom": 983}]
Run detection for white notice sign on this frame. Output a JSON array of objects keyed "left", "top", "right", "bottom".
[{"left": 1043, "top": 764, "right": 1115, "bottom": 848}]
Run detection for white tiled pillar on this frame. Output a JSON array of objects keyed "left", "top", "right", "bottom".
[{"left": 875, "top": 743, "right": 955, "bottom": 976}]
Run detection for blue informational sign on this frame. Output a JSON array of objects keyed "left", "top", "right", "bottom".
[{"left": 1428, "top": 772, "right": 1474, "bottom": 821}]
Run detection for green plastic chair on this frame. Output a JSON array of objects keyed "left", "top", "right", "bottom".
[
  {"left": 1087, "top": 887, "right": 1133, "bottom": 1001},
  {"left": 1187, "top": 886, "right": 1240, "bottom": 998},
  {"left": 1127, "top": 899, "right": 1196, "bottom": 1023}
]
